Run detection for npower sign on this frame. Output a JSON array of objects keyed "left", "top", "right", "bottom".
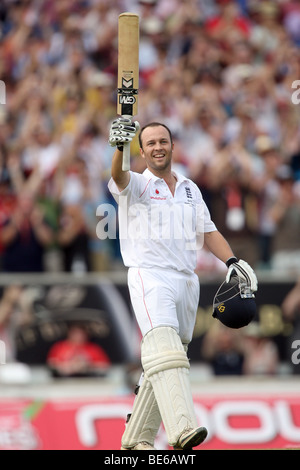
[
  {"left": 194, "top": 400, "right": 300, "bottom": 445},
  {"left": 0, "top": 395, "right": 299, "bottom": 449},
  {"left": 75, "top": 396, "right": 300, "bottom": 449}
]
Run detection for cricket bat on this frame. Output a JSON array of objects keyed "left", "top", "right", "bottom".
[{"left": 117, "top": 12, "right": 139, "bottom": 171}]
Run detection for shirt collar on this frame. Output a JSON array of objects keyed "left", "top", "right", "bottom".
[{"left": 143, "top": 167, "right": 189, "bottom": 184}]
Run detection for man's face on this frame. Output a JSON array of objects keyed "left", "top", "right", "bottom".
[{"left": 140, "top": 125, "right": 173, "bottom": 174}]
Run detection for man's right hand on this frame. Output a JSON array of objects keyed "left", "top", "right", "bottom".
[{"left": 108, "top": 117, "right": 140, "bottom": 151}]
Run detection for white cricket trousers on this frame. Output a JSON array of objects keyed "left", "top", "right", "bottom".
[{"left": 128, "top": 267, "right": 200, "bottom": 345}]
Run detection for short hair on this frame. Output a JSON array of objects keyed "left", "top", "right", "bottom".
[{"left": 138, "top": 122, "right": 173, "bottom": 149}]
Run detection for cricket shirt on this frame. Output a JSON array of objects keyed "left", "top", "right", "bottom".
[{"left": 108, "top": 168, "right": 217, "bottom": 274}]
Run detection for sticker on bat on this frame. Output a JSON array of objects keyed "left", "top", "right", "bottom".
[
  {"left": 122, "top": 78, "right": 133, "bottom": 88},
  {"left": 119, "top": 96, "right": 136, "bottom": 105},
  {"left": 118, "top": 87, "right": 138, "bottom": 95}
]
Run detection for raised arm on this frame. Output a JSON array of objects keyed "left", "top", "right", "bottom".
[{"left": 111, "top": 147, "right": 130, "bottom": 191}]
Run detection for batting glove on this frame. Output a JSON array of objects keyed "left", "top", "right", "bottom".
[
  {"left": 225, "top": 257, "right": 258, "bottom": 293},
  {"left": 109, "top": 117, "right": 140, "bottom": 151}
]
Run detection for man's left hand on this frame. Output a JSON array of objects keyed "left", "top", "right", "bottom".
[{"left": 226, "top": 259, "right": 258, "bottom": 292}]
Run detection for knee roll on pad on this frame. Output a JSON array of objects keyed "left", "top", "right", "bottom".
[{"left": 142, "top": 327, "right": 190, "bottom": 377}]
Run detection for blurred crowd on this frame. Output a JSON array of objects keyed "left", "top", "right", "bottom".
[{"left": 0, "top": 0, "right": 300, "bottom": 275}]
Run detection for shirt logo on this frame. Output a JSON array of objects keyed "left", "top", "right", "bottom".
[
  {"left": 185, "top": 186, "right": 192, "bottom": 200},
  {"left": 184, "top": 186, "right": 194, "bottom": 205},
  {"left": 150, "top": 187, "right": 166, "bottom": 200}
]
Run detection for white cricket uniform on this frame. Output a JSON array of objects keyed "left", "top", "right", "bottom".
[{"left": 108, "top": 168, "right": 217, "bottom": 344}]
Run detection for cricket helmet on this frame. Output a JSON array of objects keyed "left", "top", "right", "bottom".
[{"left": 212, "top": 275, "right": 257, "bottom": 329}]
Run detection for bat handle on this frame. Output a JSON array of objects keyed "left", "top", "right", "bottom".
[
  {"left": 121, "top": 114, "right": 132, "bottom": 171},
  {"left": 122, "top": 142, "right": 130, "bottom": 171}
]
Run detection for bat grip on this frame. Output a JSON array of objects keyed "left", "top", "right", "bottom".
[
  {"left": 122, "top": 114, "right": 132, "bottom": 171},
  {"left": 122, "top": 142, "right": 130, "bottom": 171}
]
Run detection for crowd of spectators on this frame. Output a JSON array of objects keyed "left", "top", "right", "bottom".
[{"left": 0, "top": 0, "right": 299, "bottom": 275}]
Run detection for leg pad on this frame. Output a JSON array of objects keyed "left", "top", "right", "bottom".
[
  {"left": 141, "top": 327, "right": 197, "bottom": 446},
  {"left": 121, "top": 376, "right": 161, "bottom": 449}
]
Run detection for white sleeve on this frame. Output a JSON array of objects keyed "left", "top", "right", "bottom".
[
  {"left": 108, "top": 171, "right": 146, "bottom": 205},
  {"left": 203, "top": 201, "right": 217, "bottom": 233},
  {"left": 194, "top": 186, "right": 217, "bottom": 234}
]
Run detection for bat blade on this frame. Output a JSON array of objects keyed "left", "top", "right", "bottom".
[{"left": 117, "top": 12, "right": 139, "bottom": 171}]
